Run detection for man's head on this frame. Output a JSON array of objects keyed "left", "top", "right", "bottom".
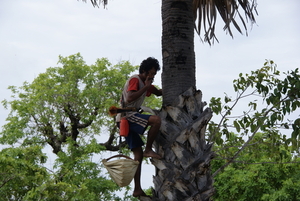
[{"left": 139, "top": 57, "right": 160, "bottom": 74}]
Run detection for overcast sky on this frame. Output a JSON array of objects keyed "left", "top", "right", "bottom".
[{"left": 1, "top": 0, "right": 299, "bottom": 194}]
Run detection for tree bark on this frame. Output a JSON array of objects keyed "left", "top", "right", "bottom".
[
  {"left": 150, "top": 87, "right": 215, "bottom": 201},
  {"left": 161, "top": 0, "right": 196, "bottom": 106},
  {"left": 154, "top": 0, "right": 215, "bottom": 200}
]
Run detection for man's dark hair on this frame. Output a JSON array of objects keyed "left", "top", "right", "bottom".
[{"left": 139, "top": 57, "right": 160, "bottom": 74}]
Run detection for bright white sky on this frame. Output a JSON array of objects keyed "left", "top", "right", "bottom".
[{"left": 0, "top": 0, "right": 299, "bottom": 195}]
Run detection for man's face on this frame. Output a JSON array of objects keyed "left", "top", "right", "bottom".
[{"left": 145, "top": 67, "right": 157, "bottom": 80}]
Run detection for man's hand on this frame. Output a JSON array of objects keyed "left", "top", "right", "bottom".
[
  {"left": 127, "top": 76, "right": 153, "bottom": 103},
  {"left": 145, "top": 76, "right": 153, "bottom": 87}
]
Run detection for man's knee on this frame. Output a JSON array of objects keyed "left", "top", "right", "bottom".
[
  {"left": 132, "top": 147, "right": 143, "bottom": 162},
  {"left": 149, "top": 115, "right": 161, "bottom": 126}
]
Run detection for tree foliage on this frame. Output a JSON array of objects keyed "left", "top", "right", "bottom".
[
  {"left": 1, "top": 55, "right": 299, "bottom": 200},
  {"left": 22, "top": 140, "right": 123, "bottom": 201},
  {"left": 208, "top": 60, "right": 300, "bottom": 176},
  {"left": 1, "top": 53, "right": 137, "bottom": 153},
  {"left": 0, "top": 53, "right": 143, "bottom": 200},
  {"left": 209, "top": 61, "right": 300, "bottom": 200},
  {"left": 212, "top": 133, "right": 300, "bottom": 200},
  {"left": 0, "top": 146, "right": 48, "bottom": 200}
]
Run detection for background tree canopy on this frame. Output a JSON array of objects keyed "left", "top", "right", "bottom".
[
  {"left": 1, "top": 54, "right": 299, "bottom": 200},
  {"left": 1, "top": 53, "right": 138, "bottom": 153},
  {"left": 208, "top": 60, "right": 300, "bottom": 176},
  {"left": 0, "top": 54, "right": 142, "bottom": 200},
  {"left": 212, "top": 132, "right": 300, "bottom": 200}
]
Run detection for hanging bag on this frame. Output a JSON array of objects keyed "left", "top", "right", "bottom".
[{"left": 102, "top": 154, "right": 139, "bottom": 187}]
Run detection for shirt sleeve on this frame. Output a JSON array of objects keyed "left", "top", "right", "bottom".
[
  {"left": 127, "top": 78, "right": 139, "bottom": 92},
  {"left": 127, "top": 77, "right": 154, "bottom": 97},
  {"left": 146, "top": 85, "right": 154, "bottom": 97}
]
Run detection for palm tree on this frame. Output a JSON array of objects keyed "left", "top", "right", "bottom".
[{"left": 83, "top": 0, "right": 257, "bottom": 200}]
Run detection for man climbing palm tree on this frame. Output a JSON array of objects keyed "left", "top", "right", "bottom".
[
  {"left": 116, "top": 57, "right": 162, "bottom": 197},
  {"left": 82, "top": 0, "right": 257, "bottom": 199}
]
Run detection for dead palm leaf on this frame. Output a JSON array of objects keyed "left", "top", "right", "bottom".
[
  {"left": 80, "top": 0, "right": 108, "bottom": 8},
  {"left": 193, "top": 0, "right": 258, "bottom": 44},
  {"left": 80, "top": 0, "right": 258, "bottom": 44}
]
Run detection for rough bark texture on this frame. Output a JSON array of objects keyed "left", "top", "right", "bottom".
[
  {"left": 148, "top": 87, "right": 215, "bottom": 201},
  {"left": 161, "top": 0, "right": 196, "bottom": 106},
  {"left": 141, "top": 0, "right": 215, "bottom": 200}
]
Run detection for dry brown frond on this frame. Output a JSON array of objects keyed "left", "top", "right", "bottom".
[
  {"left": 80, "top": 0, "right": 108, "bottom": 8},
  {"left": 193, "top": 0, "right": 258, "bottom": 45}
]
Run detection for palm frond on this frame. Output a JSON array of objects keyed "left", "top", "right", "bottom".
[
  {"left": 193, "top": 0, "right": 258, "bottom": 45},
  {"left": 80, "top": 0, "right": 108, "bottom": 8}
]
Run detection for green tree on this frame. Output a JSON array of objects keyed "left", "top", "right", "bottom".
[
  {"left": 1, "top": 53, "right": 137, "bottom": 153},
  {"left": 0, "top": 146, "right": 48, "bottom": 200},
  {"left": 1, "top": 54, "right": 142, "bottom": 200},
  {"left": 23, "top": 140, "right": 123, "bottom": 201},
  {"left": 207, "top": 61, "right": 300, "bottom": 200},
  {"left": 212, "top": 133, "right": 300, "bottom": 201},
  {"left": 209, "top": 61, "right": 300, "bottom": 177},
  {"left": 1, "top": 54, "right": 299, "bottom": 200}
]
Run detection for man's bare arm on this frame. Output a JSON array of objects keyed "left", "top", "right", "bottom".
[
  {"left": 152, "top": 87, "right": 162, "bottom": 96},
  {"left": 127, "top": 76, "right": 153, "bottom": 103}
]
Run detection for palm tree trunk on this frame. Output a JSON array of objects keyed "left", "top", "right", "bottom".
[
  {"left": 152, "top": 87, "right": 215, "bottom": 201},
  {"left": 161, "top": 0, "right": 196, "bottom": 106},
  {"left": 150, "top": 0, "right": 215, "bottom": 200}
]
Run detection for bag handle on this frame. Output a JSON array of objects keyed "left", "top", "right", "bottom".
[{"left": 105, "top": 154, "right": 134, "bottom": 161}]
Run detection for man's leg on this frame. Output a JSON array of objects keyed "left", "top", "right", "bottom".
[
  {"left": 132, "top": 146, "right": 146, "bottom": 197},
  {"left": 143, "top": 115, "right": 162, "bottom": 159}
]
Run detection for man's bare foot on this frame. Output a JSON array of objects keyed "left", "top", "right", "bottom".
[{"left": 143, "top": 150, "right": 162, "bottom": 159}]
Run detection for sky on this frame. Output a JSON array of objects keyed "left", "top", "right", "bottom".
[{"left": 1, "top": 0, "right": 299, "bottom": 195}]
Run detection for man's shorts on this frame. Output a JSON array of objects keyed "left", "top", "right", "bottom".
[{"left": 125, "top": 113, "right": 151, "bottom": 150}]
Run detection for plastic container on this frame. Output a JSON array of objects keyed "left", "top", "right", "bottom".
[{"left": 120, "top": 117, "right": 129, "bottom": 137}]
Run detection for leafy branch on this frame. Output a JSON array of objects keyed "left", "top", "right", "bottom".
[{"left": 208, "top": 60, "right": 300, "bottom": 177}]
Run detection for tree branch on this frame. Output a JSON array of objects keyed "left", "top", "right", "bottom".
[
  {"left": 0, "top": 176, "right": 15, "bottom": 188},
  {"left": 98, "top": 123, "right": 127, "bottom": 151},
  {"left": 77, "top": 107, "right": 99, "bottom": 128},
  {"left": 212, "top": 94, "right": 291, "bottom": 177},
  {"left": 208, "top": 84, "right": 250, "bottom": 143}
]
